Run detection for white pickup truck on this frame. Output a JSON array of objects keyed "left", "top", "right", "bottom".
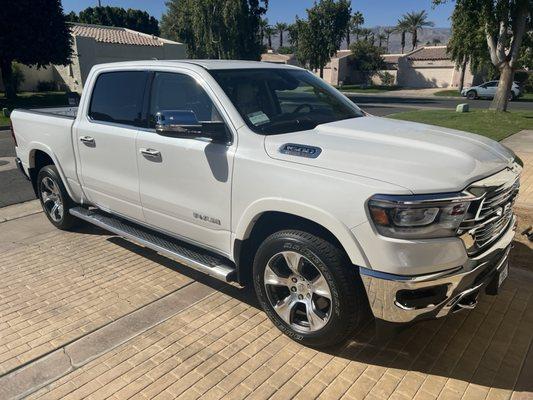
[{"left": 12, "top": 60, "right": 522, "bottom": 347}]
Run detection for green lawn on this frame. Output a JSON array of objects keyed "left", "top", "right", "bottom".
[
  {"left": 434, "top": 89, "right": 462, "bottom": 97},
  {"left": 387, "top": 109, "right": 533, "bottom": 141},
  {"left": 337, "top": 85, "right": 401, "bottom": 93}
]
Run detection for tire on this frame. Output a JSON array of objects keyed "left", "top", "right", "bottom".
[
  {"left": 509, "top": 92, "right": 516, "bottom": 101},
  {"left": 466, "top": 90, "right": 477, "bottom": 100},
  {"left": 253, "top": 230, "right": 368, "bottom": 348},
  {"left": 37, "top": 165, "right": 77, "bottom": 230}
]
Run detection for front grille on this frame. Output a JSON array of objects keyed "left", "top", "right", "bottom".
[{"left": 459, "top": 174, "right": 519, "bottom": 255}]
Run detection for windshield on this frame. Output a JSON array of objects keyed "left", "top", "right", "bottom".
[{"left": 209, "top": 68, "right": 364, "bottom": 135}]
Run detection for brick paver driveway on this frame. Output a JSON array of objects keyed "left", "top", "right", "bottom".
[{"left": 0, "top": 130, "right": 531, "bottom": 400}]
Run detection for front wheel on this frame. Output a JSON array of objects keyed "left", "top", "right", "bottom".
[
  {"left": 466, "top": 90, "right": 477, "bottom": 100},
  {"left": 37, "top": 165, "right": 78, "bottom": 230},
  {"left": 253, "top": 230, "right": 368, "bottom": 348}
]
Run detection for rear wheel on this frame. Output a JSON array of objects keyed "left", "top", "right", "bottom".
[
  {"left": 466, "top": 90, "right": 477, "bottom": 100},
  {"left": 253, "top": 230, "right": 368, "bottom": 348},
  {"left": 37, "top": 165, "right": 77, "bottom": 230}
]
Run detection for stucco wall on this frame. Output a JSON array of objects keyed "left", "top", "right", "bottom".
[
  {"left": 71, "top": 36, "right": 187, "bottom": 92},
  {"left": 396, "top": 58, "right": 472, "bottom": 88},
  {"left": 0, "top": 64, "right": 55, "bottom": 92}
]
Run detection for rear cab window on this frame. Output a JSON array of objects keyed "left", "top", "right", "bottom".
[{"left": 88, "top": 71, "right": 149, "bottom": 127}]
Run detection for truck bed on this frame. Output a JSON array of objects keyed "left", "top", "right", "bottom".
[{"left": 21, "top": 107, "right": 78, "bottom": 119}]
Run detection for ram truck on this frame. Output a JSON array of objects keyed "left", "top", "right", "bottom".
[{"left": 11, "top": 60, "right": 522, "bottom": 347}]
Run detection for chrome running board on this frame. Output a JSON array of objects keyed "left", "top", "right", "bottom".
[{"left": 70, "top": 207, "right": 236, "bottom": 282}]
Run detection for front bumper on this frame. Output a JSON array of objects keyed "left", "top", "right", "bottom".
[{"left": 359, "top": 215, "right": 516, "bottom": 323}]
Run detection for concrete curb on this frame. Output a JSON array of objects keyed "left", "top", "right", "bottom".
[
  {"left": 0, "top": 200, "right": 41, "bottom": 223},
  {"left": 340, "top": 91, "right": 462, "bottom": 100},
  {"left": 0, "top": 281, "right": 216, "bottom": 400}
]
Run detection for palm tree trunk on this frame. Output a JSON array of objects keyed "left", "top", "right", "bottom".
[
  {"left": 412, "top": 30, "right": 417, "bottom": 50},
  {"left": 268, "top": 35, "right": 272, "bottom": 49},
  {"left": 320, "top": 67, "right": 324, "bottom": 78},
  {"left": 279, "top": 30, "right": 283, "bottom": 48},
  {"left": 401, "top": 32, "right": 405, "bottom": 53},
  {"left": 346, "top": 27, "right": 350, "bottom": 47}
]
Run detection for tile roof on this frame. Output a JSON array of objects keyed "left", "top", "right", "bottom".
[
  {"left": 407, "top": 46, "right": 450, "bottom": 61},
  {"left": 261, "top": 53, "right": 295, "bottom": 62},
  {"left": 382, "top": 54, "right": 402, "bottom": 64},
  {"left": 69, "top": 23, "right": 164, "bottom": 47}
]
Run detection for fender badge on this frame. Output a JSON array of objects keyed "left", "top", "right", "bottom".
[{"left": 279, "top": 143, "right": 322, "bottom": 159}]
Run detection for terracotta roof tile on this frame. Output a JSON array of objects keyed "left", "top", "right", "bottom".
[
  {"left": 70, "top": 23, "right": 163, "bottom": 47},
  {"left": 407, "top": 46, "right": 450, "bottom": 61}
]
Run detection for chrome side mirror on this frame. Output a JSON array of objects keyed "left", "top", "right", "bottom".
[{"left": 155, "top": 110, "right": 230, "bottom": 144}]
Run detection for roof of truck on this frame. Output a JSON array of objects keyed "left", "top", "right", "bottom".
[{"left": 92, "top": 59, "right": 301, "bottom": 71}]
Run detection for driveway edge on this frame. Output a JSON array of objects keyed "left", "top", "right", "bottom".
[
  {"left": 0, "top": 281, "right": 216, "bottom": 400},
  {"left": 0, "top": 199, "right": 41, "bottom": 223}
]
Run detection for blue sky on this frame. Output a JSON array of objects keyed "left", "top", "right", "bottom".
[{"left": 61, "top": 0, "right": 455, "bottom": 27}]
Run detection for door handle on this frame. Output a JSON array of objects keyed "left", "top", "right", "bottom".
[
  {"left": 79, "top": 136, "right": 95, "bottom": 146},
  {"left": 140, "top": 148, "right": 161, "bottom": 158}
]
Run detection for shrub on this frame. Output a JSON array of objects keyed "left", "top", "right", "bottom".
[
  {"left": 37, "top": 81, "right": 57, "bottom": 92},
  {"left": 378, "top": 71, "right": 395, "bottom": 86}
]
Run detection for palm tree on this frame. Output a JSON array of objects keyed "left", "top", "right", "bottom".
[
  {"left": 350, "top": 11, "right": 364, "bottom": 42},
  {"left": 403, "top": 10, "right": 434, "bottom": 50},
  {"left": 384, "top": 28, "right": 395, "bottom": 52},
  {"left": 264, "top": 26, "right": 275, "bottom": 49},
  {"left": 395, "top": 18, "right": 410, "bottom": 53},
  {"left": 274, "top": 22, "right": 288, "bottom": 48},
  {"left": 377, "top": 32, "right": 387, "bottom": 49},
  {"left": 259, "top": 18, "right": 269, "bottom": 46}
]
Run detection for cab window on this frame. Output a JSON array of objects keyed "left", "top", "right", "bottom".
[
  {"left": 89, "top": 71, "right": 148, "bottom": 127},
  {"left": 148, "top": 72, "right": 222, "bottom": 128}
]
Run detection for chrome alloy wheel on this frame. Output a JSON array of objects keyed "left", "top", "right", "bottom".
[
  {"left": 264, "top": 251, "right": 332, "bottom": 333},
  {"left": 40, "top": 176, "right": 64, "bottom": 222}
]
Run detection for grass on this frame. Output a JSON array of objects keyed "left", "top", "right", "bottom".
[
  {"left": 434, "top": 89, "right": 462, "bottom": 97},
  {"left": 337, "top": 85, "right": 401, "bottom": 93},
  {"left": 387, "top": 109, "right": 533, "bottom": 141}
]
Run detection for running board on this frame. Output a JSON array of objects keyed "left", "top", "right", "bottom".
[{"left": 70, "top": 207, "right": 236, "bottom": 282}]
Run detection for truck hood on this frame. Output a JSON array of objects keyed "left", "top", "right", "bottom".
[{"left": 264, "top": 116, "right": 515, "bottom": 193}]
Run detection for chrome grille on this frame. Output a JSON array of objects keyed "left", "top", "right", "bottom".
[{"left": 459, "top": 172, "right": 520, "bottom": 255}]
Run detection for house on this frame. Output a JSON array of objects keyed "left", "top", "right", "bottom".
[
  {"left": 260, "top": 51, "right": 299, "bottom": 66},
  {"left": 1, "top": 23, "right": 186, "bottom": 93},
  {"left": 317, "top": 45, "right": 476, "bottom": 89},
  {"left": 395, "top": 46, "right": 474, "bottom": 88}
]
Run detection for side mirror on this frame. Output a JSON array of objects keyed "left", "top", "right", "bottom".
[{"left": 155, "top": 110, "right": 231, "bottom": 144}]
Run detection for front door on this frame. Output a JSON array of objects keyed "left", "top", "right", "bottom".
[
  {"left": 137, "top": 71, "right": 235, "bottom": 255},
  {"left": 76, "top": 70, "right": 149, "bottom": 221}
]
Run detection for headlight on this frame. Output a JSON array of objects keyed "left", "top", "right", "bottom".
[{"left": 368, "top": 193, "right": 474, "bottom": 239}]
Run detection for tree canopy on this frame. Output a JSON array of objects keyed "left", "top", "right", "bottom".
[
  {"left": 66, "top": 6, "right": 160, "bottom": 36},
  {"left": 402, "top": 10, "right": 434, "bottom": 50},
  {"left": 160, "top": 0, "right": 268, "bottom": 60},
  {"left": 296, "top": 0, "right": 351, "bottom": 77},
  {"left": 349, "top": 40, "right": 387, "bottom": 83},
  {"left": 0, "top": 0, "right": 71, "bottom": 99}
]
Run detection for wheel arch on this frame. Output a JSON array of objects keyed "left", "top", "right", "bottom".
[
  {"left": 233, "top": 201, "right": 368, "bottom": 285},
  {"left": 28, "top": 145, "right": 75, "bottom": 200}
]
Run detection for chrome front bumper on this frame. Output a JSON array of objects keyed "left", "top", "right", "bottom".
[{"left": 359, "top": 216, "right": 516, "bottom": 323}]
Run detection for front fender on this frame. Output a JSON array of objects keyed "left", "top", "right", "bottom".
[{"left": 233, "top": 198, "right": 369, "bottom": 267}]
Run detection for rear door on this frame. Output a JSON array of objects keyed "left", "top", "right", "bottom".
[{"left": 75, "top": 70, "right": 149, "bottom": 221}]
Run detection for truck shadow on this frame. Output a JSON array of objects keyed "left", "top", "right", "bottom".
[{"left": 105, "top": 235, "right": 532, "bottom": 394}]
